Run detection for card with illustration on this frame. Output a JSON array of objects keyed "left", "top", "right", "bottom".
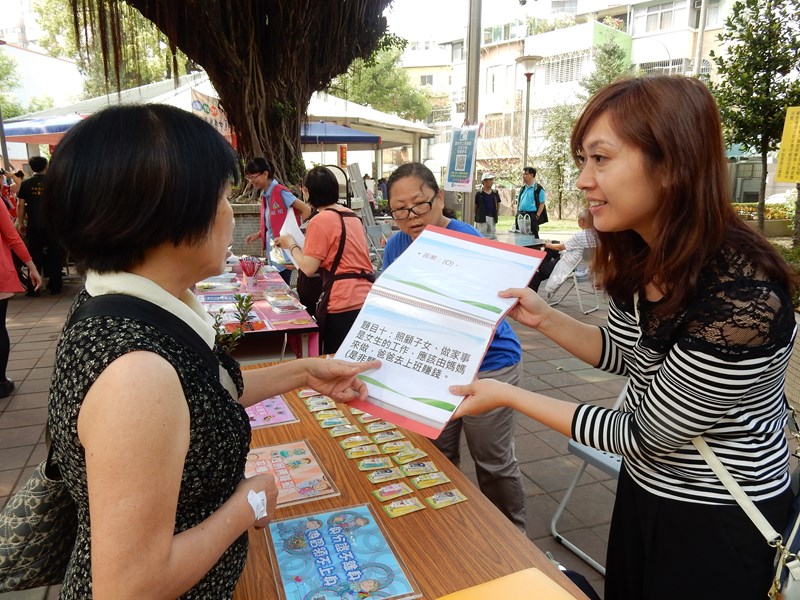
[
  {"left": 244, "top": 395, "right": 299, "bottom": 429},
  {"left": 318, "top": 417, "right": 350, "bottom": 429},
  {"left": 370, "top": 430, "right": 406, "bottom": 444},
  {"left": 410, "top": 471, "right": 451, "bottom": 490},
  {"left": 345, "top": 444, "right": 381, "bottom": 459},
  {"left": 357, "top": 413, "right": 382, "bottom": 424},
  {"left": 400, "top": 461, "right": 438, "bottom": 477},
  {"left": 338, "top": 435, "right": 372, "bottom": 450},
  {"left": 365, "top": 420, "right": 398, "bottom": 434},
  {"left": 357, "top": 456, "right": 394, "bottom": 471},
  {"left": 366, "top": 467, "right": 405, "bottom": 484},
  {"left": 328, "top": 424, "right": 362, "bottom": 438},
  {"left": 382, "top": 497, "right": 426, "bottom": 519},
  {"left": 305, "top": 397, "right": 337, "bottom": 412},
  {"left": 425, "top": 488, "right": 468, "bottom": 509},
  {"left": 244, "top": 440, "right": 339, "bottom": 507},
  {"left": 379, "top": 440, "right": 415, "bottom": 454},
  {"left": 372, "top": 482, "right": 414, "bottom": 502},
  {"left": 314, "top": 409, "right": 345, "bottom": 421},
  {"left": 391, "top": 448, "right": 429, "bottom": 465},
  {"left": 266, "top": 504, "right": 420, "bottom": 600}
]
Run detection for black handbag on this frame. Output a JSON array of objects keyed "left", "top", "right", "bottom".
[
  {"left": 0, "top": 446, "right": 78, "bottom": 592},
  {"left": 0, "top": 293, "right": 222, "bottom": 592}
]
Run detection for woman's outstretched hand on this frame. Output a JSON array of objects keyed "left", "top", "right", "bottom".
[
  {"left": 450, "top": 378, "right": 514, "bottom": 419},
  {"left": 304, "top": 359, "right": 381, "bottom": 402}
]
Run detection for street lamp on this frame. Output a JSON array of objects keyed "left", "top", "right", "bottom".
[
  {"left": 516, "top": 55, "right": 542, "bottom": 170},
  {"left": 0, "top": 38, "right": 11, "bottom": 171}
]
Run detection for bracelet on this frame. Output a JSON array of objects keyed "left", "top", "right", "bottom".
[{"left": 247, "top": 489, "right": 268, "bottom": 521}]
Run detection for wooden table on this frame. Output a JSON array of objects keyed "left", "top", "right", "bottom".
[{"left": 233, "top": 382, "right": 586, "bottom": 600}]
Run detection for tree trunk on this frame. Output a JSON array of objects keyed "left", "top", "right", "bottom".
[
  {"left": 758, "top": 142, "right": 768, "bottom": 231},
  {"left": 73, "top": 0, "right": 391, "bottom": 184}
]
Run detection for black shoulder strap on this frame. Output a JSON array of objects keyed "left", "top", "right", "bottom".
[{"left": 67, "top": 293, "right": 219, "bottom": 373}]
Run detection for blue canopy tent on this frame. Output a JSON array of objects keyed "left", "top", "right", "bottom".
[
  {"left": 4, "top": 115, "right": 381, "bottom": 150},
  {"left": 301, "top": 121, "right": 380, "bottom": 150},
  {"left": 3, "top": 113, "right": 87, "bottom": 145}
]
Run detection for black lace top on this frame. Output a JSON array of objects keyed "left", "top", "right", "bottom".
[
  {"left": 49, "top": 290, "right": 250, "bottom": 598},
  {"left": 573, "top": 245, "right": 796, "bottom": 504}
]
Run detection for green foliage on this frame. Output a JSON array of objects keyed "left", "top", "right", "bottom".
[
  {"left": 213, "top": 293, "right": 256, "bottom": 354},
  {"left": 328, "top": 45, "right": 431, "bottom": 121},
  {"left": 34, "top": 0, "right": 192, "bottom": 97},
  {"left": 579, "top": 40, "right": 635, "bottom": 98},
  {"left": 732, "top": 202, "right": 795, "bottom": 220},
  {"left": 536, "top": 103, "right": 582, "bottom": 220},
  {"left": 709, "top": 0, "right": 800, "bottom": 156},
  {"left": 526, "top": 17, "right": 576, "bottom": 35}
]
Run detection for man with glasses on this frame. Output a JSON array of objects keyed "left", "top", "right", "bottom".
[
  {"left": 244, "top": 157, "right": 311, "bottom": 284},
  {"left": 382, "top": 162, "right": 527, "bottom": 533}
]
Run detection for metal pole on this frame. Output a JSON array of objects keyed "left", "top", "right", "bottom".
[
  {"left": 522, "top": 73, "right": 532, "bottom": 168},
  {"left": 0, "top": 103, "right": 11, "bottom": 172},
  {"left": 461, "top": 0, "right": 481, "bottom": 225},
  {"left": 0, "top": 39, "right": 11, "bottom": 171},
  {"left": 693, "top": 0, "right": 709, "bottom": 76}
]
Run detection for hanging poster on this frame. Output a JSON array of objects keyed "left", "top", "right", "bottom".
[
  {"left": 776, "top": 107, "right": 800, "bottom": 183},
  {"left": 191, "top": 88, "right": 233, "bottom": 141},
  {"left": 444, "top": 125, "right": 480, "bottom": 193}
]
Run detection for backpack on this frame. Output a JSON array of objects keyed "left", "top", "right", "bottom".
[{"left": 533, "top": 184, "right": 548, "bottom": 225}]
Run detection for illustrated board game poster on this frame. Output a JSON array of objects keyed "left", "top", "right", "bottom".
[
  {"left": 245, "top": 440, "right": 339, "bottom": 507},
  {"left": 245, "top": 395, "right": 299, "bottom": 429},
  {"left": 267, "top": 504, "right": 420, "bottom": 600}
]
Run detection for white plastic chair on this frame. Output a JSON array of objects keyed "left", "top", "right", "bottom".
[
  {"left": 364, "top": 224, "right": 385, "bottom": 270},
  {"left": 547, "top": 247, "right": 600, "bottom": 315},
  {"left": 549, "top": 385, "right": 626, "bottom": 575}
]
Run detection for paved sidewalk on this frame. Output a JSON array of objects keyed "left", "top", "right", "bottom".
[{"left": 0, "top": 274, "right": 616, "bottom": 599}]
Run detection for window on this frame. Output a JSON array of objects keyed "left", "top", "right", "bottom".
[
  {"left": 638, "top": 58, "right": 687, "bottom": 75},
  {"left": 420, "top": 75, "right": 434, "bottom": 86},
  {"left": 485, "top": 65, "right": 504, "bottom": 94},
  {"left": 633, "top": 1, "right": 688, "bottom": 34},
  {"left": 484, "top": 114, "right": 504, "bottom": 139},
  {"left": 451, "top": 41, "right": 464, "bottom": 62},
  {"left": 542, "top": 50, "right": 590, "bottom": 84},
  {"left": 704, "top": 0, "right": 722, "bottom": 27},
  {"left": 552, "top": 0, "right": 578, "bottom": 13}
]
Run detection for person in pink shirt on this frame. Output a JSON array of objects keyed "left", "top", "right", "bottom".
[{"left": 0, "top": 200, "right": 42, "bottom": 397}]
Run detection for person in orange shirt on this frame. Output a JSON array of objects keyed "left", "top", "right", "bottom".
[{"left": 276, "top": 166, "right": 374, "bottom": 353}]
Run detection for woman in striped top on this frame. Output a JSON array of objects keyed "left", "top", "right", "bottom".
[{"left": 450, "top": 75, "right": 797, "bottom": 599}]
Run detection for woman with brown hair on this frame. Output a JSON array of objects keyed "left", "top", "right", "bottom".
[{"left": 449, "top": 76, "right": 797, "bottom": 598}]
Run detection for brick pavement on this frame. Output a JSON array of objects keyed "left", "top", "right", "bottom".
[{"left": 0, "top": 274, "right": 616, "bottom": 599}]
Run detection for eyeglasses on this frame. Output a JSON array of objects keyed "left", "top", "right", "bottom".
[{"left": 390, "top": 197, "right": 435, "bottom": 221}]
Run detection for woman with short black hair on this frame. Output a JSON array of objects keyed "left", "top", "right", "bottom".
[{"left": 45, "top": 104, "right": 378, "bottom": 599}]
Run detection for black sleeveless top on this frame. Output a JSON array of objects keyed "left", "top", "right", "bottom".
[{"left": 49, "top": 290, "right": 250, "bottom": 598}]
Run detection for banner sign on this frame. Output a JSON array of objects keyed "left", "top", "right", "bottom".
[
  {"left": 191, "top": 88, "right": 232, "bottom": 141},
  {"left": 776, "top": 107, "right": 800, "bottom": 183},
  {"left": 444, "top": 125, "right": 480, "bottom": 193}
]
